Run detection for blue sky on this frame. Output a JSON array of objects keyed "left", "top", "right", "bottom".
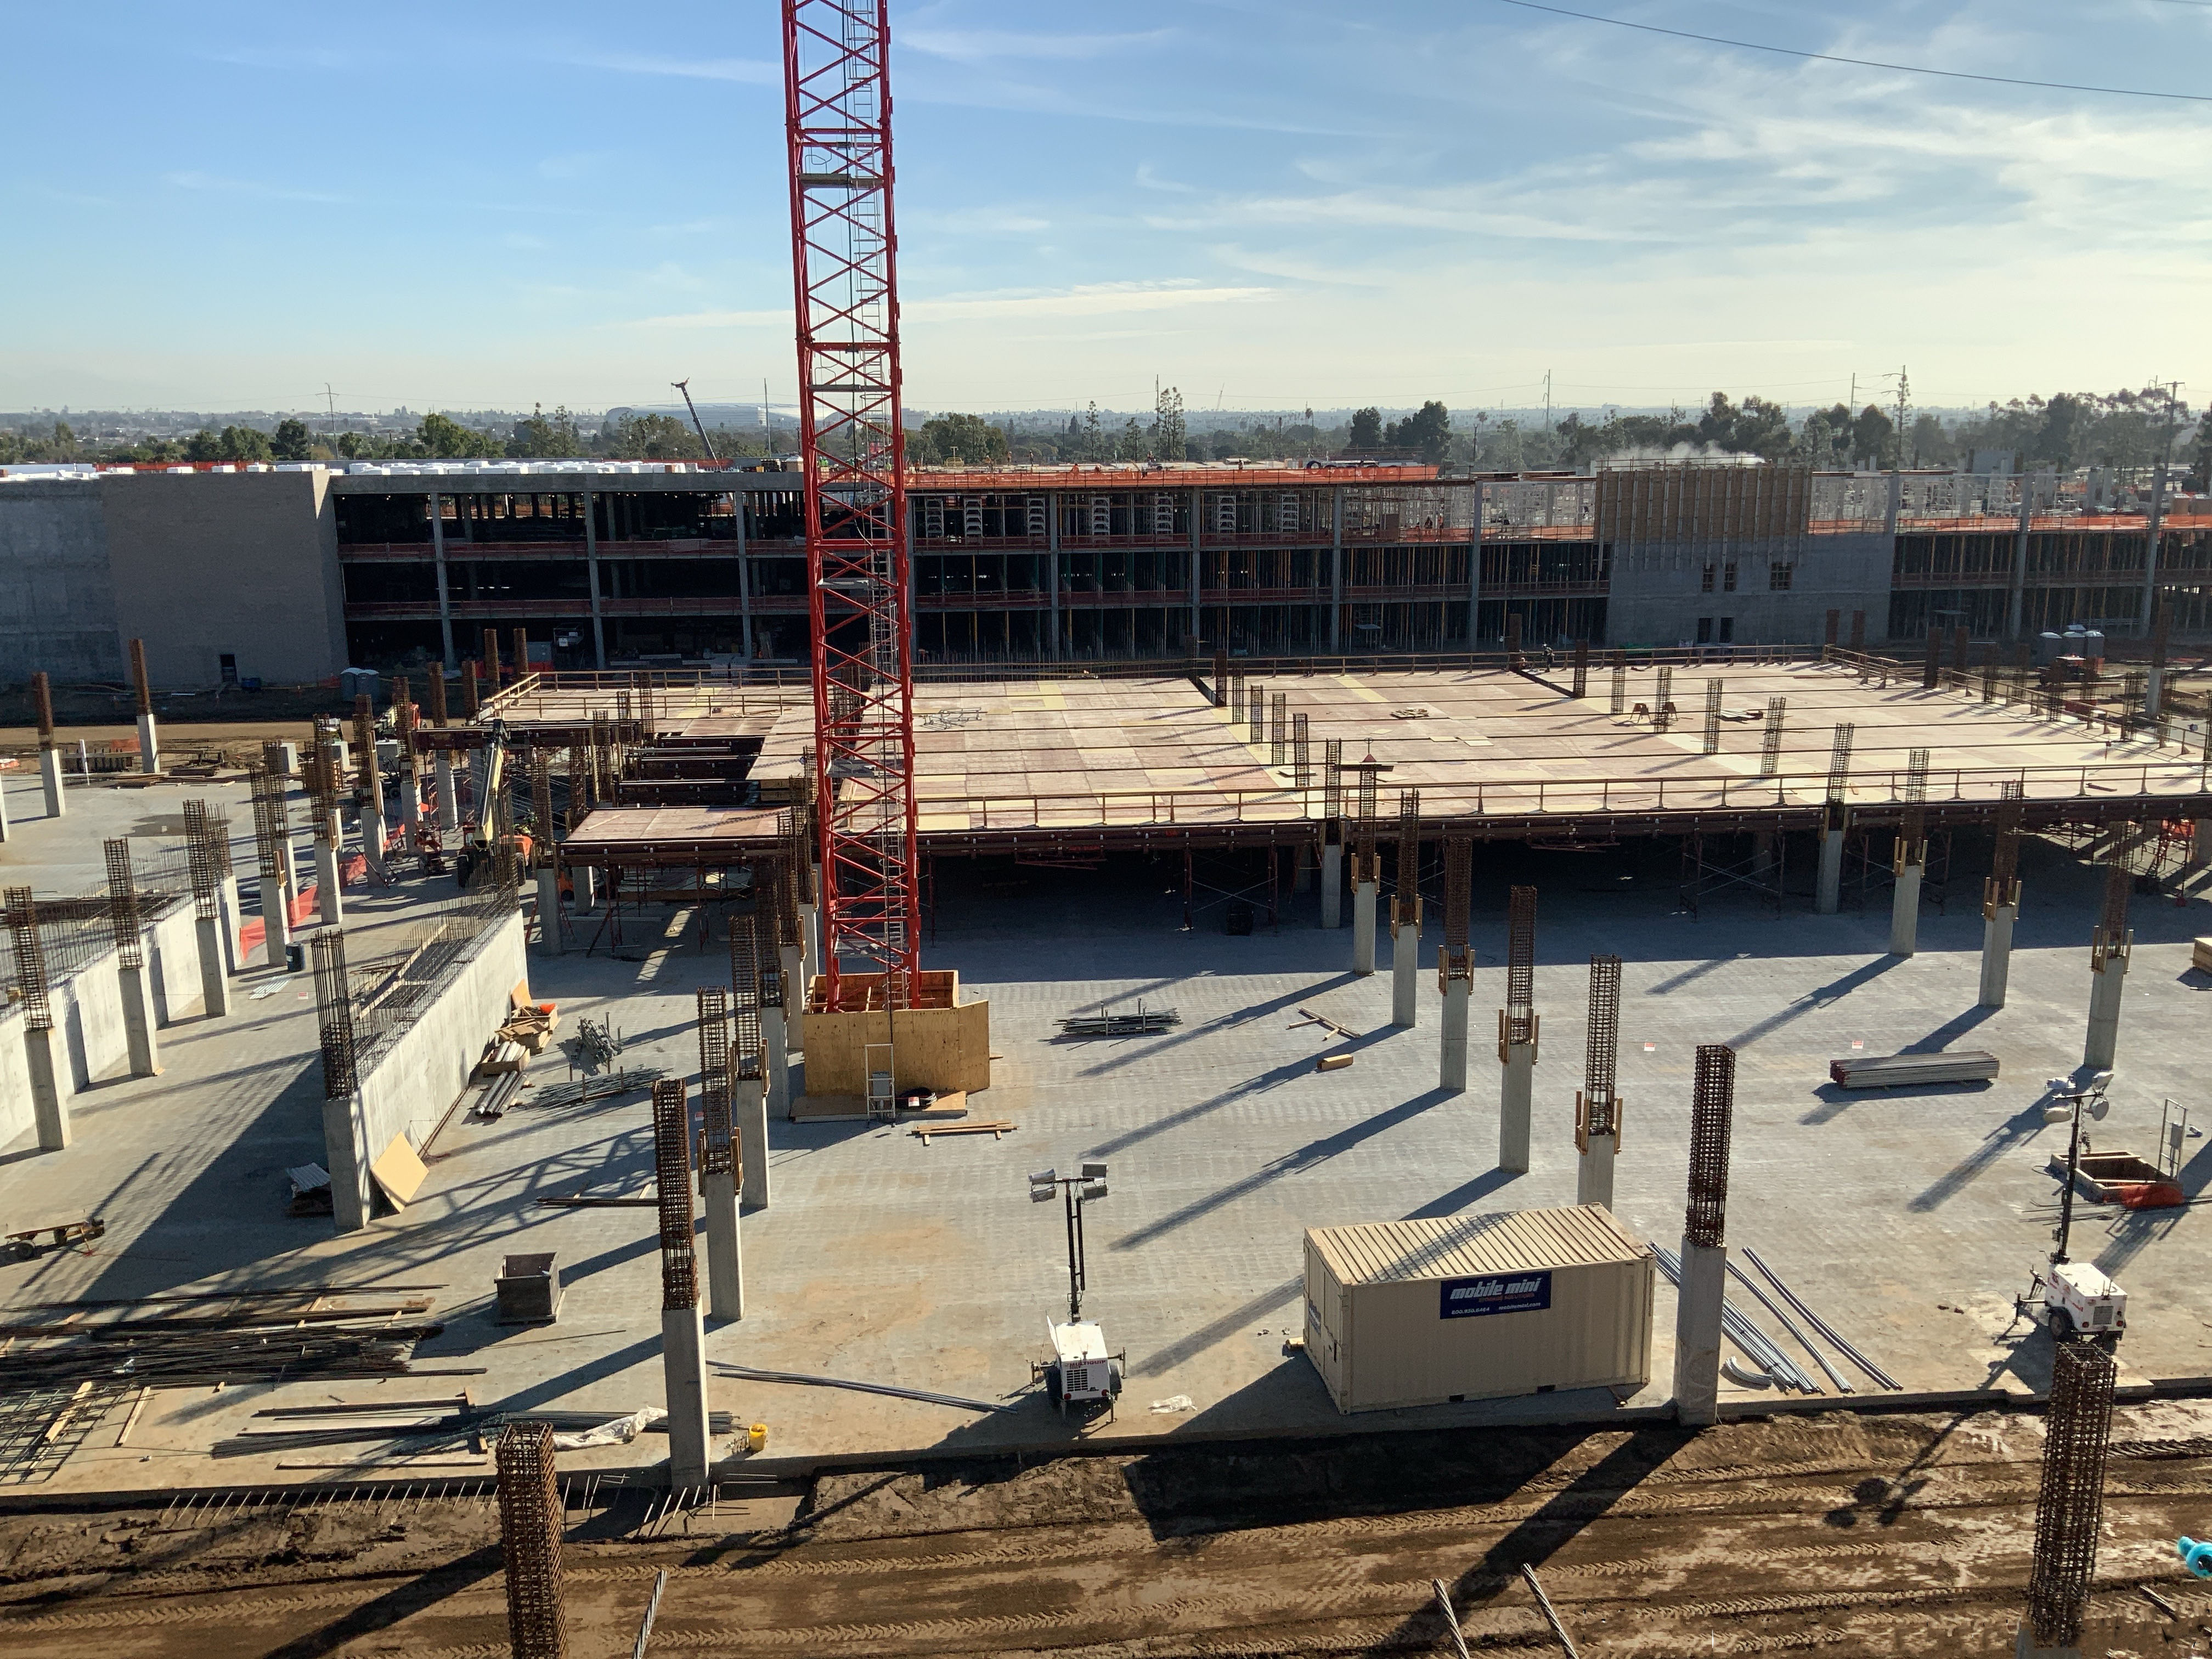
[{"left": 2, "top": 1, "right": 2208, "bottom": 416}]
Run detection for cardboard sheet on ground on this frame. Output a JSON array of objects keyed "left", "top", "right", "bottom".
[{"left": 369, "top": 1134, "right": 428, "bottom": 1209}]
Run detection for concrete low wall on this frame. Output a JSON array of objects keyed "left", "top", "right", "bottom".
[
  {"left": 325, "top": 908, "right": 527, "bottom": 1233},
  {"left": 146, "top": 904, "right": 204, "bottom": 1025},
  {"left": 58, "top": 943, "right": 131, "bottom": 1094},
  {"left": 0, "top": 1005, "right": 35, "bottom": 1150}
]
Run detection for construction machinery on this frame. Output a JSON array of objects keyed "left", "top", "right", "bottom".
[
  {"left": 452, "top": 718, "right": 512, "bottom": 889},
  {"left": 2023, "top": 1070, "right": 2129, "bottom": 1348},
  {"left": 1028, "top": 1165, "right": 1124, "bottom": 1420}
]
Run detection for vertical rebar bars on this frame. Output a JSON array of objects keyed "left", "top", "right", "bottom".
[
  {"left": 495, "top": 1421, "right": 567, "bottom": 1659},
  {"left": 309, "top": 928, "right": 357, "bottom": 1099},
  {"left": 1503, "top": 885, "right": 1536, "bottom": 1045},
  {"left": 728, "top": 912, "right": 764, "bottom": 1080},
  {"left": 696, "top": 988, "right": 735, "bottom": 1181},
  {"left": 249, "top": 764, "right": 288, "bottom": 886},
  {"left": 1393, "top": 789, "right": 1420, "bottom": 922},
  {"left": 103, "top": 840, "right": 144, "bottom": 969},
  {"left": 1654, "top": 665, "right": 1673, "bottom": 730},
  {"left": 1990, "top": 783, "right": 2025, "bottom": 898},
  {"left": 2025, "top": 1340, "right": 2117, "bottom": 1650},
  {"left": 1269, "top": 691, "right": 1288, "bottom": 767},
  {"left": 184, "top": 799, "right": 222, "bottom": 922},
  {"left": 1441, "top": 837, "right": 1472, "bottom": 984},
  {"left": 1609, "top": 648, "right": 1627, "bottom": 716},
  {"left": 1701, "top": 680, "right": 1723, "bottom": 755},
  {"left": 1759, "top": 697, "right": 1786, "bottom": 776},
  {"left": 1323, "top": 739, "right": 1344, "bottom": 823},
  {"left": 5, "top": 888, "right": 53, "bottom": 1031},
  {"left": 1684, "top": 1043, "right": 1735, "bottom": 1249},
  {"left": 1577, "top": 954, "right": 1622, "bottom": 1147},
  {"left": 128, "top": 639, "right": 153, "bottom": 717},
  {"left": 652, "top": 1079, "right": 697, "bottom": 1310},
  {"left": 1571, "top": 639, "right": 1589, "bottom": 699},
  {"left": 1824, "top": 724, "right": 1855, "bottom": 804}
]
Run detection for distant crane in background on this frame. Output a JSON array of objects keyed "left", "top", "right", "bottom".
[
  {"left": 782, "top": 0, "right": 920, "bottom": 1013},
  {"left": 672, "top": 379, "right": 719, "bottom": 461}
]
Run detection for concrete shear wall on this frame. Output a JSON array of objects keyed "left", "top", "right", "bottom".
[
  {"left": 324, "top": 909, "right": 527, "bottom": 1233},
  {"left": 1605, "top": 532, "right": 1894, "bottom": 647},
  {"left": 0, "top": 477, "right": 125, "bottom": 681},
  {"left": 0, "top": 1005, "right": 34, "bottom": 1149}
]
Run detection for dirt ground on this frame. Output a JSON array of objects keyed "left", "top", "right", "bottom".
[{"left": 3, "top": 1407, "right": 2211, "bottom": 1657}]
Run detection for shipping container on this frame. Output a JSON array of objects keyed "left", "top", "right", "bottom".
[{"left": 1303, "top": 1205, "right": 1654, "bottom": 1413}]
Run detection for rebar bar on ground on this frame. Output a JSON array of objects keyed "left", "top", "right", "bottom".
[{"left": 1685, "top": 1043, "right": 1735, "bottom": 1248}]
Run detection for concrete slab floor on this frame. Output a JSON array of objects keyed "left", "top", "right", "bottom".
[{"left": 5, "top": 819, "right": 2212, "bottom": 1492}]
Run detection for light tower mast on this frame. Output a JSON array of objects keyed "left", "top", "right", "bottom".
[{"left": 782, "top": 0, "right": 919, "bottom": 1011}]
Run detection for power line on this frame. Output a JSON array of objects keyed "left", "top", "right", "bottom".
[{"left": 1489, "top": 0, "right": 2212, "bottom": 103}]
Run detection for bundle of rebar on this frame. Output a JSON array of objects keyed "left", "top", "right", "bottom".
[
  {"left": 520, "top": 1066, "right": 659, "bottom": 1110},
  {"left": 1740, "top": 1247, "right": 1899, "bottom": 1390},
  {"left": 1652, "top": 1245, "right": 1818, "bottom": 1393},
  {"left": 0, "top": 1301, "right": 445, "bottom": 1395},
  {"left": 1059, "top": 1003, "right": 1179, "bottom": 1036}
]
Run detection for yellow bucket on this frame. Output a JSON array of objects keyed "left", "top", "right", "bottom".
[{"left": 746, "top": 1423, "right": 768, "bottom": 1454}]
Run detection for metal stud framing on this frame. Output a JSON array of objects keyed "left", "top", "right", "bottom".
[
  {"left": 696, "top": 987, "right": 736, "bottom": 1181},
  {"left": 1684, "top": 1042, "right": 1735, "bottom": 1249},
  {"left": 2024, "top": 1339, "right": 2117, "bottom": 1649},
  {"left": 103, "top": 839, "right": 144, "bottom": 970},
  {"left": 495, "top": 1421, "right": 567, "bottom": 1659},
  {"left": 652, "top": 1079, "right": 698, "bottom": 1310},
  {"left": 785, "top": 0, "right": 918, "bottom": 1013},
  {"left": 4, "top": 888, "right": 53, "bottom": 1031},
  {"left": 1576, "top": 953, "right": 1622, "bottom": 1148}
]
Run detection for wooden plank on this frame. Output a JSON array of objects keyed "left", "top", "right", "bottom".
[{"left": 368, "top": 1135, "right": 429, "bottom": 1209}]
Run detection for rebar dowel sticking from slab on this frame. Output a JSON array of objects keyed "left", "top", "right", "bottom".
[
  {"left": 1701, "top": 679, "right": 1722, "bottom": 755},
  {"left": 696, "top": 988, "right": 734, "bottom": 1181},
  {"left": 1503, "top": 884, "right": 1536, "bottom": 1045},
  {"left": 2026, "top": 1340, "right": 2118, "bottom": 1650},
  {"left": 1578, "top": 953, "right": 1621, "bottom": 1147},
  {"left": 1759, "top": 697, "right": 1786, "bottom": 776},
  {"left": 103, "top": 839, "right": 144, "bottom": 969},
  {"left": 496, "top": 1421, "right": 567, "bottom": 1659},
  {"left": 1441, "top": 837, "right": 1472, "bottom": 980},
  {"left": 1824, "top": 723, "right": 1855, "bottom": 805},
  {"left": 1608, "top": 649, "right": 1627, "bottom": 716},
  {"left": 1685, "top": 1043, "right": 1734, "bottom": 1249}
]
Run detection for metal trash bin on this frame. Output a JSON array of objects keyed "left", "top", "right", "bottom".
[
  {"left": 285, "top": 943, "right": 306, "bottom": 973},
  {"left": 495, "top": 1252, "right": 561, "bottom": 1323}
]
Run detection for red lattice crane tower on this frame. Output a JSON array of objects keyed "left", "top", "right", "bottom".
[{"left": 782, "top": 0, "right": 919, "bottom": 1011}]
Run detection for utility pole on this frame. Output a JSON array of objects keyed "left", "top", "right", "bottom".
[{"left": 1544, "top": 369, "right": 1553, "bottom": 433}]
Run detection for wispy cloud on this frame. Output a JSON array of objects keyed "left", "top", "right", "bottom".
[
  {"left": 164, "top": 171, "right": 344, "bottom": 204},
  {"left": 555, "top": 50, "right": 776, "bottom": 84},
  {"left": 905, "top": 27, "right": 1173, "bottom": 63},
  {"left": 908, "top": 281, "right": 1273, "bottom": 320}
]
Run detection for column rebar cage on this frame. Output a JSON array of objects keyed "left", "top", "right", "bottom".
[
  {"left": 1392, "top": 789, "right": 1420, "bottom": 924},
  {"left": 1701, "top": 679, "right": 1723, "bottom": 755},
  {"left": 1323, "top": 739, "right": 1344, "bottom": 824},
  {"left": 1609, "top": 648, "right": 1627, "bottom": 716},
  {"left": 1442, "top": 836, "right": 1473, "bottom": 983},
  {"left": 652, "top": 1078, "right": 697, "bottom": 1310},
  {"left": 1291, "top": 713, "right": 1311, "bottom": 789},
  {"left": 391, "top": 675, "right": 415, "bottom": 780},
  {"left": 1900, "top": 747, "right": 1931, "bottom": 859},
  {"left": 1247, "top": 680, "right": 1265, "bottom": 744},
  {"left": 2094, "top": 850, "right": 2134, "bottom": 967},
  {"left": 1684, "top": 1042, "right": 1735, "bottom": 1248},
  {"left": 1504, "top": 884, "right": 1537, "bottom": 1043},
  {"left": 308, "top": 727, "right": 341, "bottom": 843},
  {"left": 426, "top": 662, "right": 449, "bottom": 726},
  {"left": 248, "top": 764, "right": 289, "bottom": 885},
  {"left": 1824, "top": 723, "right": 1855, "bottom": 805},
  {"left": 495, "top": 1421, "right": 567, "bottom": 1659},
  {"left": 309, "top": 928, "right": 357, "bottom": 1099},
  {"left": 1269, "top": 692, "right": 1288, "bottom": 767},
  {"left": 1571, "top": 639, "right": 1589, "bottom": 699},
  {"left": 30, "top": 670, "right": 55, "bottom": 744},
  {"left": 1980, "top": 652, "right": 2000, "bottom": 704},
  {"left": 529, "top": 753, "right": 555, "bottom": 870},
  {"left": 462, "top": 659, "right": 481, "bottom": 719},
  {"left": 1578, "top": 953, "right": 1622, "bottom": 1144},
  {"left": 1505, "top": 612, "right": 1524, "bottom": 670},
  {"left": 183, "top": 799, "right": 223, "bottom": 922},
  {"left": 1228, "top": 666, "right": 1245, "bottom": 723},
  {"left": 1653, "top": 665, "right": 1673, "bottom": 731},
  {"left": 103, "top": 839, "right": 144, "bottom": 970},
  {"left": 4, "top": 888, "right": 53, "bottom": 1031},
  {"left": 1989, "top": 785, "right": 2026, "bottom": 898},
  {"left": 1758, "top": 697, "right": 1786, "bottom": 776},
  {"left": 696, "top": 986, "right": 735, "bottom": 1181},
  {"left": 128, "top": 637, "right": 153, "bottom": 716},
  {"left": 2025, "top": 1339, "right": 2117, "bottom": 1650},
  {"left": 728, "top": 911, "right": 765, "bottom": 1080},
  {"left": 1212, "top": 646, "right": 1228, "bottom": 708}
]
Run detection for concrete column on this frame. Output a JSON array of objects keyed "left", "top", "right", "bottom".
[
  {"left": 399, "top": 761, "right": 420, "bottom": 830},
  {"left": 1815, "top": 823, "right": 1844, "bottom": 915},
  {"left": 195, "top": 914, "right": 229, "bottom": 1017},
  {"left": 798, "top": 898, "right": 820, "bottom": 988},
  {"left": 321, "top": 1090, "right": 373, "bottom": 1233},
  {"left": 0, "top": 772, "right": 10, "bottom": 842},
  {"left": 1440, "top": 977, "right": 1470, "bottom": 1093},
  {"left": 1294, "top": 839, "right": 1313, "bottom": 892},
  {"left": 1888, "top": 860, "right": 1922, "bottom": 955},
  {"left": 2084, "top": 951, "right": 2129, "bottom": 1071},
  {"left": 1751, "top": 832, "right": 1773, "bottom": 879},
  {"left": 702, "top": 1167, "right": 743, "bottom": 1320},
  {"left": 259, "top": 877, "right": 291, "bottom": 970},
  {"left": 1391, "top": 909, "right": 1420, "bottom": 1028},
  {"left": 534, "top": 869, "right": 563, "bottom": 956},
  {"left": 24, "top": 1027, "right": 68, "bottom": 1150},
  {"left": 136, "top": 712, "right": 159, "bottom": 775},
  {"left": 436, "top": 751, "right": 460, "bottom": 832},
  {"left": 1351, "top": 877, "right": 1378, "bottom": 974},
  {"left": 315, "top": 840, "right": 345, "bottom": 928},
  {"left": 1321, "top": 841, "right": 1342, "bottom": 929},
  {"left": 218, "top": 874, "right": 243, "bottom": 975},
  {"left": 2013, "top": 1623, "right": 2080, "bottom": 1659},
  {"left": 780, "top": 941, "right": 805, "bottom": 1037},
  {"left": 1577, "top": 1133, "right": 1616, "bottom": 1209},
  {"left": 39, "top": 748, "right": 66, "bottom": 819},
  {"left": 1980, "top": 898, "right": 2018, "bottom": 1008},
  {"left": 661, "top": 1306, "right": 712, "bottom": 1487},
  {"left": 117, "top": 964, "right": 161, "bottom": 1077},
  {"left": 764, "top": 1008, "right": 791, "bottom": 1119},
  {"left": 1672, "top": 1237, "right": 1727, "bottom": 1427},
  {"left": 737, "top": 1078, "right": 770, "bottom": 1212},
  {"left": 1499, "top": 1039, "right": 1533, "bottom": 1173},
  {"left": 574, "top": 862, "right": 599, "bottom": 911}
]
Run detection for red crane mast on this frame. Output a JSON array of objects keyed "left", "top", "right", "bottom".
[{"left": 782, "top": 0, "right": 919, "bottom": 1012}]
